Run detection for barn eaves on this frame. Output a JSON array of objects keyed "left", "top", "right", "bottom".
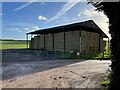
[{"left": 27, "top": 20, "right": 108, "bottom": 38}]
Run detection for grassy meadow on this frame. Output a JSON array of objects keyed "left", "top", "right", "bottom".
[{"left": 0, "top": 40, "right": 28, "bottom": 50}]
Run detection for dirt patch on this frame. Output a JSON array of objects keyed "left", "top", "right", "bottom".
[{"left": 2, "top": 60, "right": 111, "bottom": 88}]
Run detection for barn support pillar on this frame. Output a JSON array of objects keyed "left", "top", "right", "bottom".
[
  {"left": 79, "top": 29, "right": 82, "bottom": 54},
  {"left": 44, "top": 34, "right": 45, "bottom": 49},
  {"left": 52, "top": 33, "right": 54, "bottom": 51},
  {"left": 99, "top": 34, "right": 101, "bottom": 52},
  {"left": 64, "top": 32, "right": 66, "bottom": 52},
  {"left": 36, "top": 34, "right": 38, "bottom": 49},
  {"left": 26, "top": 34, "right": 29, "bottom": 49}
]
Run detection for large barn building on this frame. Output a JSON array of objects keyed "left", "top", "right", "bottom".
[{"left": 27, "top": 20, "right": 109, "bottom": 54}]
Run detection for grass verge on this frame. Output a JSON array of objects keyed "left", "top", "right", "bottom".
[
  {"left": 57, "top": 52, "right": 111, "bottom": 60},
  {"left": 100, "top": 70, "right": 112, "bottom": 88}
]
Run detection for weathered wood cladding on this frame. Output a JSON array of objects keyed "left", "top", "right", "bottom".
[
  {"left": 39, "top": 35, "right": 45, "bottom": 49},
  {"left": 54, "top": 32, "right": 64, "bottom": 51},
  {"left": 37, "top": 36, "right": 40, "bottom": 49},
  {"left": 30, "top": 35, "right": 44, "bottom": 49},
  {"left": 32, "top": 36, "right": 37, "bottom": 49},
  {"left": 65, "top": 31, "right": 79, "bottom": 52},
  {"left": 81, "top": 31, "right": 99, "bottom": 54},
  {"left": 100, "top": 39, "right": 106, "bottom": 52},
  {"left": 30, "top": 38, "right": 33, "bottom": 49},
  {"left": 65, "top": 31, "right": 72, "bottom": 51},
  {"left": 45, "top": 34, "right": 53, "bottom": 50},
  {"left": 30, "top": 30, "right": 106, "bottom": 53}
]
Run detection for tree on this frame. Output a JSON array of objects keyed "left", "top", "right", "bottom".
[{"left": 88, "top": 1, "right": 120, "bottom": 89}]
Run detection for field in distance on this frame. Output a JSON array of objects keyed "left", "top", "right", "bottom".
[{"left": 0, "top": 40, "right": 28, "bottom": 50}]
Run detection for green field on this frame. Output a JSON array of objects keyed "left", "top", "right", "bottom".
[{"left": 0, "top": 40, "right": 28, "bottom": 50}]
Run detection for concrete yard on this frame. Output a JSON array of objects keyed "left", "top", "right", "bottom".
[{"left": 1, "top": 60, "right": 111, "bottom": 88}]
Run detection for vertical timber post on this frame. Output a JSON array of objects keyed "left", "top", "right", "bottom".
[
  {"left": 44, "top": 34, "right": 45, "bottom": 49},
  {"left": 64, "top": 32, "right": 65, "bottom": 52},
  {"left": 99, "top": 34, "right": 101, "bottom": 52},
  {"left": 52, "top": 33, "right": 54, "bottom": 51},
  {"left": 26, "top": 34, "right": 28, "bottom": 49},
  {"left": 30, "top": 34, "right": 32, "bottom": 49},
  {"left": 37, "top": 34, "right": 38, "bottom": 49},
  {"left": 79, "top": 28, "right": 82, "bottom": 54}
]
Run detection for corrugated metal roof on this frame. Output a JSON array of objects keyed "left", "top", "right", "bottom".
[{"left": 27, "top": 20, "right": 108, "bottom": 38}]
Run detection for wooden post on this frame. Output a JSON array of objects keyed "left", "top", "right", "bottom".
[
  {"left": 52, "top": 33, "right": 54, "bottom": 51},
  {"left": 26, "top": 34, "right": 28, "bottom": 49},
  {"left": 44, "top": 34, "right": 45, "bottom": 49},
  {"left": 99, "top": 34, "right": 101, "bottom": 52},
  {"left": 79, "top": 29, "right": 82, "bottom": 54},
  {"left": 37, "top": 34, "right": 38, "bottom": 49},
  {"left": 64, "top": 32, "right": 65, "bottom": 52}
]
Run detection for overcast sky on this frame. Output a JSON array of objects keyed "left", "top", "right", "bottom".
[{"left": 2, "top": 1, "right": 110, "bottom": 40}]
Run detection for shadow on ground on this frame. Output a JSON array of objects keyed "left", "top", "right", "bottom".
[{"left": 2, "top": 49, "right": 86, "bottom": 80}]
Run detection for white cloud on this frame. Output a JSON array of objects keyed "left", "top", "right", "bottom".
[
  {"left": 63, "top": 18, "right": 77, "bottom": 22},
  {"left": 47, "top": 0, "right": 81, "bottom": 23},
  {"left": 82, "top": 8, "right": 110, "bottom": 38},
  {"left": 14, "top": 0, "right": 37, "bottom": 11},
  {"left": 24, "top": 28, "right": 30, "bottom": 31},
  {"left": 38, "top": 15, "right": 47, "bottom": 21},
  {"left": 78, "top": 11, "right": 82, "bottom": 16},
  {"left": 83, "top": 9, "right": 98, "bottom": 17},
  {"left": 82, "top": 8, "right": 107, "bottom": 19},
  {"left": 7, "top": 28, "right": 19, "bottom": 31},
  {"left": 18, "top": 31, "right": 21, "bottom": 33},
  {"left": 32, "top": 26, "right": 40, "bottom": 30},
  {"left": 23, "top": 26, "right": 40, "bottom": 32}
]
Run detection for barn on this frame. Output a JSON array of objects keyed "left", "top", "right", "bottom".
[{"left": 27, "top": 20, "right": 109, "bottom": 54}]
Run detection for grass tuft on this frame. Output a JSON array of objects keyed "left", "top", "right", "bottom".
[{"left": 100, "top": 70, "right": 112, "bottom": 88}]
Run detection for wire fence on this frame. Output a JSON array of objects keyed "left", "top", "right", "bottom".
[{"left": 1, "top": 49, "right": 71, "bottom": 61}]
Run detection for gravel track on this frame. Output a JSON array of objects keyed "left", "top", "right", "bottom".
[{"left": 1, "top": 60, "right": 111, "bottom": 88}]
